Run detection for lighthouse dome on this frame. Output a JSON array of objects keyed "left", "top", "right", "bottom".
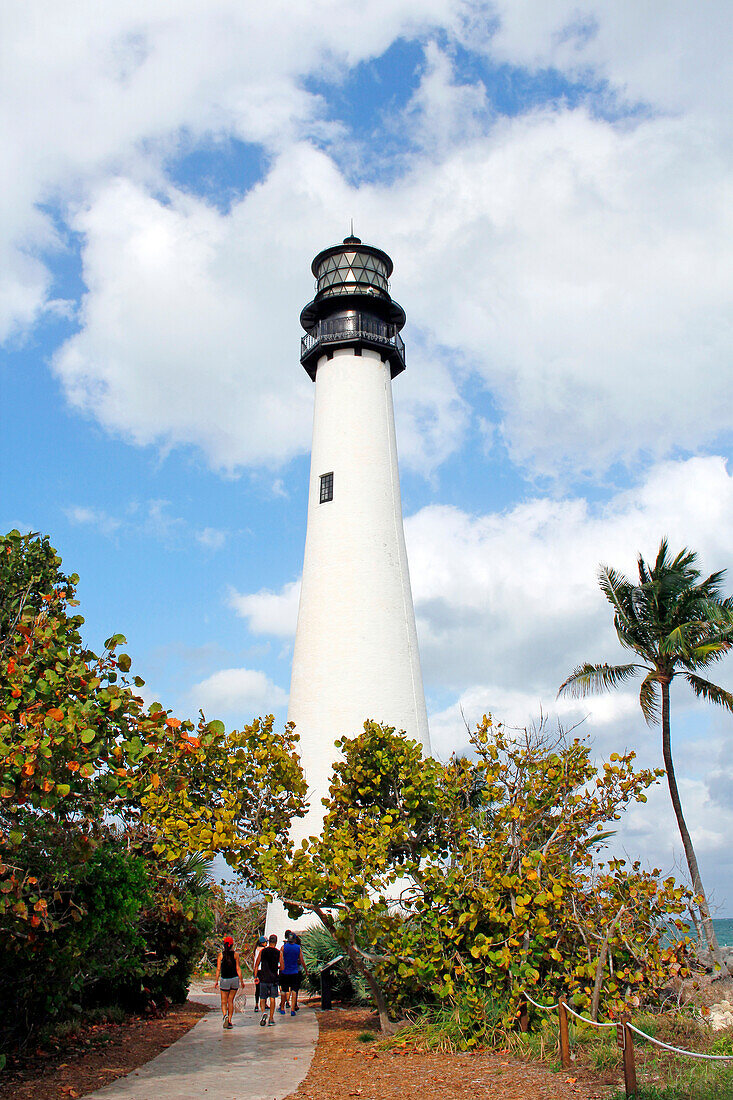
[{"left": 313, "top": 235, "right": 391, "bottom": 300}]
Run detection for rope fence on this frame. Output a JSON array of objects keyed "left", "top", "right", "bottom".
[{"left": 518, "top": 989, "right": 733, "bottom": 1098}]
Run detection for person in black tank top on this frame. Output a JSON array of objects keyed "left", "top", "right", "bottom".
[
  {"left": 253, "top": 934, "right": 281, "bottom": 1026},
  {"left": 215, "top": 936, "right": 244, "bottom": 1028}
]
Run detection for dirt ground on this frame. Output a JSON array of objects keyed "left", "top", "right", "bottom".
[
  {"left": 0, "top": 999, "right": 622, "bottom": 1100},
  {"left": 0, "top": 1001, "right": 208, "bottom": 1100},
  {"left": 287, "top": 1006, "right": 617, "bottom": 1100}
]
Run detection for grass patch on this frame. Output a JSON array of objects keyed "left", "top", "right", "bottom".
[
  {"left": 357, "top": 1031, "right": 376, "bottom": 1042},
  {"left": 382, "top": 996, "right": 733, "bottom": 1099},
  {"left": 382, "top": 991, "right": 510, "bottom": 1053},
  {"left": 559, "top": 1010, "right": 733, "bottom": 1100}
]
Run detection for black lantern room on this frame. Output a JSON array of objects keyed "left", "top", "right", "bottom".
[{"left": 300, "top": 235, "right": 406, "bottom": 381}]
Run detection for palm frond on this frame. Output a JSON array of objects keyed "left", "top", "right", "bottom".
[
  {"left": 598, "top": 567, "right": 646, "bottom": 652},
  {"left": 637, "top": 551, "right": 653, "bottom": 586},
  {"left": 558, "top": 662, "right": 639, "bottom": 699},
  {"left": 169, "top": 851, "right": 215, "bottom": 896},
  {"left": 668, "top": 543, "right": 698, "bottom": 576},
  {"left": 639, "top": 672, "right": 660, "bottom": 726},
  {"left": 630, "top": 584, "right": 654, "bottom": 628},
  {"left": 690, "top": 638, "right": 733, "bottom": 658},
  {"left": 582, "top": 830, "right": 616, "bottom": 850},
  {"left": 660, "top": 623, "right": 695, "bottom": 658},
  {"left": 693, "top": 598, "right": 733, "bottom": 630},
  {"left": 685, "top": 674, "right": 733, "bottom": 712},
  {"left": 695, "top": 570, "right": 728, "bottom": 601},
  {"left": 599, "top": 566, "right": 634, "bottom": 618}
]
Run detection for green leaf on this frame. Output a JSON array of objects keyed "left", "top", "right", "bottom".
[
  {"left": 208, "top": 720, "right": 226, "bottom": 736},
  {"left": 81, "top": 729, "right": 96, "bottom": 744},
  {"left": 117, "top": 653, "right": 132, "bottom": 672}
]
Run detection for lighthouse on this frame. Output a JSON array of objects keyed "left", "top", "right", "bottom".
[{"left": 265, "top": 234, "right": 430, "bottom": 937}]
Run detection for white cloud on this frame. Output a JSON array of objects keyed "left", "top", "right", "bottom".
[
  {"left": 65, "top": 499, "right": 227, "bottom": 550},
  {"left": 2, "top": 6, "right": 730, "bottom": 478},
  {"left": 51, "top": 98, "right": 733, "bottom": 479},
  {"left": 191, "top": 666, "right": 288, "bottom": 716},
  {"left": 388, "top": 105, "right": 733, "bottom": 478},
  {"left": 0, "top": 0, "right": 467, "bottom": 340},
  {"left": 406, "top": 455, "right": 733, "bottom": 699},
  {"left": 401, "top": 40, "right": 491, "bottom": 156},
  {"left": 427, "top": 685, "right": 640, "bottom": 762},
  {"left": 65, "top": 505, "right": 122, "bottom": 538},
  {"left": 230, "top": 579, "right": 301, "bottom": 638},
  {"left": 196, "top": 526, "right": 227, "bottom": 550},
  {"left": 487, "top": 2, "right": 733, "bottom": 129}
]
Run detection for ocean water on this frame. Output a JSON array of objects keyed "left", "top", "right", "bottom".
[{"left": 713, "top": 918, "right": 733, "bottom": 947}]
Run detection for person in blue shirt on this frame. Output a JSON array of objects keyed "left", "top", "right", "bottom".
[{"left": 278, "top": 934, "right": 309, "bottom": 1016}]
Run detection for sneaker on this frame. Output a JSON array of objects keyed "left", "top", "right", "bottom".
[
  {"left": 278, "top": 1007, "right": 286, "bottom": 1015},
  {"left": 260, "top": 1012, "right": 267, "bottom": 1027},
  {"left": 225, "top": 1020, "right": 233, "bottom": 1029},
  {"left": 291, "top": 1010, "right": 296, "bottom": 1017},
  {"left": 222, "top": 1016, "right": 228, "bottom": 1028},
  {"left": 267, "top": 1020, "right": 276, "bottom": 1026}
]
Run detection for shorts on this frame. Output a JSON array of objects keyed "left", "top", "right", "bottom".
[
  {"left": 279, "top": 973, "right": 302, "bottom": 993},
  {"left": 219, "top": 977, "right": 240, "bottom": 991},
  {"left": 259, "top": 981, "right": 279, "bottom": 1000}
]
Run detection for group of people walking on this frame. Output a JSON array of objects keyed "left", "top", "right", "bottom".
[{"left": 214, "top": 930, "right": 309, "bottom": 1029}]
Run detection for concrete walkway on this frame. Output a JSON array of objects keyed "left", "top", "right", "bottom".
[{"left": 86, "top": 985, "right": 318, "bottom": 1100}]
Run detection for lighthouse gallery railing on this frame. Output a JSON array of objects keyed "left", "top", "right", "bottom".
[{"left": 301, "top": 313, "right": 405, "bottom": 362}]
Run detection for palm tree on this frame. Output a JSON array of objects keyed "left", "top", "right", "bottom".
[{"left": 558, "top": 539, "right": 733, "bottom": 963}]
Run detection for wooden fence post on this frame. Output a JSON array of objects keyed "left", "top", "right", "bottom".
[
  {"left": 518, "top": 998, "right": 529, "bottom": 1033},
  {"left": 558, "top": 997, "right": 571, "bottom": 1069},
  {"left": 616, "top": 1015, "right": 637, "bottom": 1098}
]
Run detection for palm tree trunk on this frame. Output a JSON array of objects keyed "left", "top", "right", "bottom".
[{"left": 661, "top": 679, "right": 722, "bottom": 965}]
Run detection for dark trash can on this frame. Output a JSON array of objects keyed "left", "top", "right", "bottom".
[{"left": 319, "top": 954, "right": 344, "bottom": 1011}]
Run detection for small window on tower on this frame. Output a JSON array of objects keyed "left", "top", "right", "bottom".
[{"left": 319, "top": 472, "right": 334, "bottom": 503}]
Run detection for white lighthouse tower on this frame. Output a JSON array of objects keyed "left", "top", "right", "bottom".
[{"left": 265, "top": 234, "right": 430, "bottom": 937}]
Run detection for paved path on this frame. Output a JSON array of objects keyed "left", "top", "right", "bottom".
[{"left": 86, "top": 985, "right": 318, "bottom": 1100}]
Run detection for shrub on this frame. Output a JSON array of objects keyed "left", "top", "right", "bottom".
[{"left": 300, "top": 923, "right": 371, "bottom": 1004}]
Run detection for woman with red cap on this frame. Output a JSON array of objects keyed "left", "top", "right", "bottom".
[{"left": 215, "top": 936, "right": 244, "bottom": 1029}]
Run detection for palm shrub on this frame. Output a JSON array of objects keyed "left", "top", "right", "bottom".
[
  {"left": 300, "top": 923, "right": 371, "bottom": 1004},
  {"left": 559, "top": 539, "right": 733, "bottom": 962}
]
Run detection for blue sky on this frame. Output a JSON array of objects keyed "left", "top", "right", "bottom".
[{"left": 2, "top": 2, "right": 733, "bottom": 913}]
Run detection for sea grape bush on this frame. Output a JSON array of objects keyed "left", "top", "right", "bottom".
[
  {"left": 377, "top": 718, "right": 692, "bottom": 1032},
  {"left": 232, "top": 719, "right": 693, "bottom": 1036},
  {"left": 0, "top": 532, "right": 212, "bottom": 1054}
]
